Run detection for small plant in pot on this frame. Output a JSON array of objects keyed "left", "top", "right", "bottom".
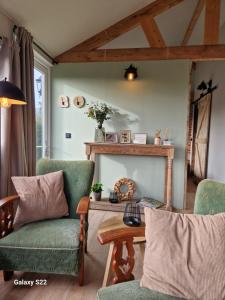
[{"left": 91, "top": 183, "right": 103, "bottom": 201}]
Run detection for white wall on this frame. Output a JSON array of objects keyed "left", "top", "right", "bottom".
[
  {"left": 193, "top": 61, "right": 225, "bottom": 182},
  {"left": 0, "top": 10, "right": 13, "bottom": 38}
]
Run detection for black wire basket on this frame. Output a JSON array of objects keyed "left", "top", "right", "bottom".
[{"left": 123, "top": 203, "right": 141, "bottom": 227}]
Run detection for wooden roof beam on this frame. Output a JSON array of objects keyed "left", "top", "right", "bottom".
[
  {"left": 141, "top": 16, "right": 166, "bottom": 48},
  {"left": 204, "top": 0, "right": 221, "bottom": 44},
  {"left": 56, "top": 45, "right": 225, "bottom": 63},
  {"left": 55, "top": 0, "right": 183, "bottom": 61},
  {"left": 181, "top": 0, "right": 205, "bottom": 46}
]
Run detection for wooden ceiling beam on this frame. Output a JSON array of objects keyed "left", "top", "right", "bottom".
[
  {"left": 181, "top": 0, "right": 205, "bottom": 46},
  {"left": 56, "top": 45, "right": 225, "bottom": 63},
  {"left": 204, "top": 0, "right": 221, "bottom": 44},
  {"left": 141, "top": 16, "right": 166, "bottom": 48},
  {"left": 55, "top": 0, "right": 183, "bottom": 61}
]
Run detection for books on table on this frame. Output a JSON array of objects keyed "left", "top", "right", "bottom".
[{"left": 137, "top": 197, "right": 164, "bottom": 209}]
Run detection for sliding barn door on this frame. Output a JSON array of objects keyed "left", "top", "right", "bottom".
[{"left": 193, "top": 94, "right": 212, "bottom": 181}]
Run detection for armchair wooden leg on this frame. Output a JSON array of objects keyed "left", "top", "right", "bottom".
[
  {"left": 85, "top": 234, "right": 88, "bottom": 253},
  {"left": 3, "top": 271, "right": 13, "bottom": 281},
  {"left": 79, "top": 253, "right": 84, "bottom": 286}
]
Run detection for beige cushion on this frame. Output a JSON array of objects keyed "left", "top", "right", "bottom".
[
  {"left": 12, "top": 171, "right": 69, "bottom": 228},
  {"left": 141, "top": 208, "right": 225, "bottom": 300}
]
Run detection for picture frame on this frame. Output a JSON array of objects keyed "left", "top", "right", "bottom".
[
  {"left": 133, "top": 133, "right": 147, "bottom": 144},
  {"left": 119, "top": 130, "right": 131, "bottom": 144},
  {"left": 105, "top": 132, "right": 118, "bottom": 143}
]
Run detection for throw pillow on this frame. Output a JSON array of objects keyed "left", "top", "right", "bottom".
[
  {"left": 12, "top": 171, "right": 69, "bottom": 228},
  {"left": 141, "top": 208, "right": 225, "bottom": 300}
]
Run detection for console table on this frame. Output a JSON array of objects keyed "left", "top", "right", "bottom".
[{"left": 85, "top": 143, "right": 175, "bottom": 210}]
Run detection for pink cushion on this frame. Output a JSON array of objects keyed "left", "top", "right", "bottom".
[
  {"left": 141, "top": 208, "right": 225, "bottom": 300},
  {"left": 12, "top": 171, "right": 69, "bottom": 228}
]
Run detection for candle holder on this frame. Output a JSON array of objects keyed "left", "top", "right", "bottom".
[{"left": 123, "top": 203, "right": 141, "bottom": 227}]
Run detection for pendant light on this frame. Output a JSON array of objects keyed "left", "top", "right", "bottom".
[{"left": 0, "top": 78, "right": 26, "bottom": 108}]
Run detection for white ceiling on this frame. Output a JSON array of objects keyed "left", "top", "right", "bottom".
[{"left": 0, "top": 0, "right": 225, "bottom": 57}]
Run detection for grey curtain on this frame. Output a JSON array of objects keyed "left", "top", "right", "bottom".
[{"left": 0, "top": 27, "right": 36, "bottom": 197}]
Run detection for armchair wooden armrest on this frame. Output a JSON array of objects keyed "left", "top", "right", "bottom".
[
  {"left": 76, "top": 196, "right": 90, "bottom": 215},
  {"left": 0, "top": 195, "right": 19, "bottom": 208},
  {"left": 97, "top": 216, "right": 145, "bottom": 285},
  {"left": 0, "top": 195, "right": 19, "bottom": 239}
]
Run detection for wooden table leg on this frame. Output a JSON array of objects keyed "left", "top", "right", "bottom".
[
  {"left": 102, "top": 243, "right": 114, "bottom": 287},
  {"left": 166, "top": 158, "right": 173, "bottom": 211}
]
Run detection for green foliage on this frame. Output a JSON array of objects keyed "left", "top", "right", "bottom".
[
  {"left": 91, "top": 183, "right": 103, "bottom": 193},
  {"left": 86, "top": 102, "right": 113, "bottom": 129}
]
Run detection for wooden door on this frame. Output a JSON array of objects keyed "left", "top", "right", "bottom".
[{"left": 193, "top": 94, "right": 212, "bottom": 181}]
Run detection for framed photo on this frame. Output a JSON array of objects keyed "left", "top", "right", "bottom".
[
  {"left": 133, "top": 133, "right": 147, "bottom": 144},
  {"left": 105, "top": 132, "right": 118, "bottom": 143},
  {"left": 119, "top": 130, "right": 131, "bottom": 144}
]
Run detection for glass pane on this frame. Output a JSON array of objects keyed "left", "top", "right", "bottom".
[{"left": 34, "top": 68, "right": 44, "bottom": 161}]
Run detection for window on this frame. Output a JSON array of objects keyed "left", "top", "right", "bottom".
[
  {"left": 34, "top": 68, "right": 44, "bottom": 160},
  {"left": 34, "top": 52, "right": 51, "bottom": 161}
]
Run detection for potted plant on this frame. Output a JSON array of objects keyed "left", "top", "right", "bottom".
[
  {"left": 86, "top": 102, "right": 113, "bottom": 142},
  {"left": 91, "top": 183, "right": 103, "bottom": 201}
]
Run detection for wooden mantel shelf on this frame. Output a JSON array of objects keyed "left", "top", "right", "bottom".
[
  {"left": 85, "top": 143, "right": 174, "bottom": 159},
  {"left": 85, "top": 142, "right": 174, "bottom": 210}
]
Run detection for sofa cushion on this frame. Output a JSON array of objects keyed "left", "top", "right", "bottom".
[
  {"left": 96, "top": 280, "right": 184, "bottom": 300},
  {"left": 141, "top": 208, "right": 225, "bottom": 300},
  {"left": 0, "top": 219, "right": 80, "bottom": 275},
  {"left": 36, "top": 159, "right": 95, "bottom": 218},
  {"left": 12, "top": 171, "right": 69, "bottom": 228}
]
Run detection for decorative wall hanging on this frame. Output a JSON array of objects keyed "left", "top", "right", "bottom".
[
  {"left": 114, "top": 178, "right": 136, "bottom": 201},
  {"left": 58, "top": 95, "right": 69, "bottom": 108},
  {"left": 73, "top": 96, "right": 85, "bottom": 108}
]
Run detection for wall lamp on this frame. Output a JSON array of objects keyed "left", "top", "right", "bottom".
[
  {"left": 124, "top": 64, "right": 138, "bottom": 81},
  {"left": 0, "top": 78, "right": 26, "bottom": 108}
]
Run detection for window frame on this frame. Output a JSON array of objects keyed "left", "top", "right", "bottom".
[{"left": 34, "top": 50, "right": 52, "bottom": 159}]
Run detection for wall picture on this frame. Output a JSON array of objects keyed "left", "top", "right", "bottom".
[
  {"left": 133, "top": 133, "right": 147, "bottom": 144},
  {"left": 105, "top": 132, "right": 118, "bottom": 143},
  {"left": 119, "top": 130, "right": 131, "bottom": 144}
]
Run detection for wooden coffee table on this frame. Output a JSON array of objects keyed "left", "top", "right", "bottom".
[{"left": 97, "top": 215, "right": 145, "bottom": 287}]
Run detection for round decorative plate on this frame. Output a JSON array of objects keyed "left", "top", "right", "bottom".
[
  {"left": 114, "top": 178, "right": 136, "bottom": 201},
  {"left": 73, "top": 96, "right": 85, "bottom": 108}
]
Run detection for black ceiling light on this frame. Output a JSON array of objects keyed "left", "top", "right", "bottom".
[
  {"left": 124, "top": 64, "right": 138, "bottom": 81},
  {"left": 0, "top": 78, "right": 26, "bottom": 108}
]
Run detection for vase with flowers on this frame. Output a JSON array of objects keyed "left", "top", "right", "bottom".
[{"left": 86, "top": 102, "right": 113, "bottom": 142}]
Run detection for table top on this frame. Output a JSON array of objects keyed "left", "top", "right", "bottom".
[{"left": 97, "top": 215, "right": 145, "bottom": 245}]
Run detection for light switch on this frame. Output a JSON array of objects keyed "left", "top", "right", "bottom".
[{"left": 65, "top": 133, "right": 72, "bottom": 139}]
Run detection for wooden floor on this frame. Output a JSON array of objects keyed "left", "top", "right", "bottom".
[{"left": 0, "top": 210, "right": 144, "bottom": 300}]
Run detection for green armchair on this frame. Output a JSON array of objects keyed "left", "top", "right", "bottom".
[
  {"left": 0, "top": 159, "right": 94, "bottom": 286},
  {"left": 96, "top": 179, "right": 225, "bottom": 300}
]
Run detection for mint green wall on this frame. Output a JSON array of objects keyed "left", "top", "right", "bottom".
[{"left": 51, "top": 61, "right": 190, "bottom": 208}]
